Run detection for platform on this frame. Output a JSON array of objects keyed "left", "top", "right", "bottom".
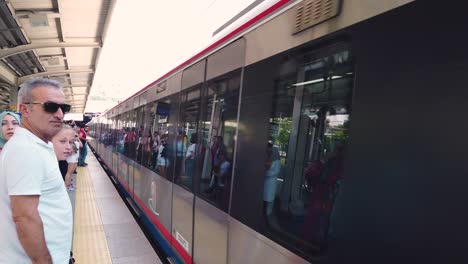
[{"left": 72, "top": 152, "right": 162, "bottom": 264}]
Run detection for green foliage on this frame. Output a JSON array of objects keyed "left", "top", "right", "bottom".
[{"left": 271, "top": 117, "right": 292, "bottom": 157}]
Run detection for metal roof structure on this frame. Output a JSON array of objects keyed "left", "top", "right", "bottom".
[{"left": 0, "top": 0, "right": 116, "bottom": 113}]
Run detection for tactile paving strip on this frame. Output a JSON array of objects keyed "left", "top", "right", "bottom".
[{"left": 73, "top": 166, "right": 113, "bottom": 264}]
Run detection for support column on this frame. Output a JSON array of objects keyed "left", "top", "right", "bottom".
[{"left": 9, "top": 85, "right": 18, "bottom": 111}]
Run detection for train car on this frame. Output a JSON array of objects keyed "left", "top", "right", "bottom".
[{"left": 88, "top": 1, "right": 468, "bottom": 263}]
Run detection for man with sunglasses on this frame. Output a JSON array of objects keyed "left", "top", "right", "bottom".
[{"left": 0, "top": 78, "right": 73, "bottom": 263}]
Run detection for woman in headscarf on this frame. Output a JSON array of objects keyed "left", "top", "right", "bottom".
[{"left": 0, "top": 111, "right": 21, "bottom": 153}]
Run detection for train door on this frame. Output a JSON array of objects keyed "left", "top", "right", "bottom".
[
  {"left": 170, "top": 87, "right": 201, "bottom": 263},
  {"left": 193, "top": 72, "right": 241, "bottom": 264}
]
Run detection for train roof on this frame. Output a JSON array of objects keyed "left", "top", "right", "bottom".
[{"left": 101, "top": 0, "right": 294, "bottom": 117}]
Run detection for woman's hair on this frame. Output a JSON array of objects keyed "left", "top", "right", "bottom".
[
  {"left": 53, "top": 123, "right": 74, "bottom": 137},
  {"left": 0, "top": 111, "right": 21, "bottom": 148},
  {"left": 60, "top": 123, "right": 73, "bottom": 131}
]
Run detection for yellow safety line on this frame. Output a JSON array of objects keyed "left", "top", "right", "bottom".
[{"left": 73, "top": 166, "right": 113, "bottom": 264}]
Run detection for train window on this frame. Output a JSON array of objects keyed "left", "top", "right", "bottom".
[
  {"left": 229, "top": 46, "right": 353, "bottom": 262},
  {"left": 198, "top": 72, "right": 240, "bottom": 211},
  {"left": 262, "top": 49, "right": 353, "bottom": 257},
  {"left": 174, "top": 87, "right": 201, "bottom": 191}
]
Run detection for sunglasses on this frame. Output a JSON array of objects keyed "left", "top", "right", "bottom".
[{"left": 24, "top": 102, "right": 72, "bottom": 114}]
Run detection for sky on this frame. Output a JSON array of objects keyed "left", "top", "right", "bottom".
[{"left": 85, "top": 0, "right": 256, "bottom": 113}]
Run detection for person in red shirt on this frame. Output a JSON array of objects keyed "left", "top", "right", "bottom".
[{"left": 78, "top": 125, "right": 88, "bottom": 166}]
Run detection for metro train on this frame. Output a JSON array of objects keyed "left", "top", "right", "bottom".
[{"left": 87, "top": 1, "right": 468, "bottom": 263}]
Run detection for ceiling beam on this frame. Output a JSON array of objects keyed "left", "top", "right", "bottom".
[
  {"left": 65, "top": 94, "right": 88, "bottom": 97},
  {"left": 18, "top": 69, "right": 94, "bottom": 83},
  {"left": 63, "top": 84, "right": 91, "bottom": 88},
  {"left": 0, "top": 64, "right": 17, "bottom": 85},
  {"left": 0, "top": 42, "right": 102, "bottom": 59}
]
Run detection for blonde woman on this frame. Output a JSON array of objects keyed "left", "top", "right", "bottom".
[{"left": 51, "top": 124, "right": 74, "bottom": 187}]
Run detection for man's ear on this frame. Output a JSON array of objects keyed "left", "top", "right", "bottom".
[{"left": 19, "top": 104, "right": 30, "bottom": 118}]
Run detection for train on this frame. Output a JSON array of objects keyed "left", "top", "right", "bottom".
[{"left": 87, "top": 1, "right": 468, "bottom": 263}]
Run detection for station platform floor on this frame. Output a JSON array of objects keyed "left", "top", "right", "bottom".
[{"left": 71, "top": 151, "right": 162, "bottom": 264}]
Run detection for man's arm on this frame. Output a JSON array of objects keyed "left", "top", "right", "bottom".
[{"left": 11, "top": 195, "right": 52, "bottom": 264}]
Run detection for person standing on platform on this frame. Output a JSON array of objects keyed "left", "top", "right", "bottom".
[
  {"left": 0, "top": 78, "right": 73, "bottom": 263},
  {"left": 0, "top": 111, "right": 21, "bottom": 153},
  {"left": 78, "top": 125, "right": 88, "bottom": 166}
]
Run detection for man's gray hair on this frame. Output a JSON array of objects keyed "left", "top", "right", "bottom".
[{"left": 18, "top": 78, "right": 63, "bottom": 104}]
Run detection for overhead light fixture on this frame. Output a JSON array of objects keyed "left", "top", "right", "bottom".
[
  {"left": 29, "top": 13, "right": 49, "bottom": 27},
  {"left": 291, "top": 75, "right": 344, "bottom": 87}
]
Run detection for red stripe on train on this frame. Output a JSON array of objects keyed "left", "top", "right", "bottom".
[{"left": 100, "top": 158, "right": 193, "bottom": 264}]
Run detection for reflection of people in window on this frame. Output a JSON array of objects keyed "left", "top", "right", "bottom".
[
  {"left": 151, "top": 131, "right": 160, "bottom": 169},
  {"left": 185, "top": 134, "right": 197, "bottom": 187},
  {"left": 205, "top": 136, "right": 226, "bottom": 194},
  {"left": 157, "top": 135, "right": 168, "bottom": 177},
  {"left": 264, "top": 139, "right": 281, "bottom": 216},
  {"left": 218, "top": 151, "right": 231, "bottom": 208},
  {"left": 175, "top": 128, "right": 187, "bottom": 183},
  {"left": 303, "top": 142, "right": 345, "bottom": 243}
]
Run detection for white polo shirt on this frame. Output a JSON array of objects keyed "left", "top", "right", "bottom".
[{"left": 0, "top": 127, "right": 73, "bottom": 264}]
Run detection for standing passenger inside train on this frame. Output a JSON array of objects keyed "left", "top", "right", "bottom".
[
  {"left": 151, "top": 131, "right": 161, "bottom": 169},
  {"left": 303, "top": 142, "right": 345, "bottom": 244},
  {"left": 137, "top": 129, "right": 151, "bottom": 166},
  {"left": 129, "top": 127, "right": 137, "bottom": 159},
  {"left": 264, "top": 138, "right": 281, "bottom": 217},
  {"left": 185, "top": 133, "right": 197, "bottom": 187},
  {"left": 175, "top": 128, "right": 187, "bottom": 183},
  {"left": 205, "top": 136, "right": 226, "bottom": 194},
  {"left": 157, "top": 134, "right": 168, "bottom": 177},
  {"left": 217, "top": 151, "right": 231, "bottom": 207},
  {"left": 0, "top": 111, "right": 21, "bottom": 154},
  {"left": 0, "top": 78, "right": 73, "bottom": 263}
]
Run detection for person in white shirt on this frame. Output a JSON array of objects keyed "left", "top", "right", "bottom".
[
  {"left": 65, "top": 130, "right": 81, "bottom": 190},
  {"left": 0, "top": 78, "right": 73, "bottom": 264}
]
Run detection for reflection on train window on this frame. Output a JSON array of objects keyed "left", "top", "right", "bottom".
[
  {"left": 122, "top": 110, "right": 138, "bottom": 160},
  {"left": 151, "top": 99, "right": 172, "bottom": 180},
  {"left": 174, "top": 88, "right": 201, "bottom": 191},
  {"left": 199, "top": 74, "right": 240, "bottom": 211},
  {"left": 115, "top": 115, "right": 126, "bottom": 154},
  {"left": 136, "top": 103, "right": 156, "bottom": 169},
  {"left": 263, "top": 50, "right": 353, "bottom": 256}
]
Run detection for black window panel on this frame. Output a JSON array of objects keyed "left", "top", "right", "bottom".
[{"left": 231, "top": 43, "right": 354, "bottom": 261}]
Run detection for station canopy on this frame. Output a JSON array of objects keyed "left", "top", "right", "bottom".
[{"left": 0, "top": 0, "right": 115, "bottom": 113}]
